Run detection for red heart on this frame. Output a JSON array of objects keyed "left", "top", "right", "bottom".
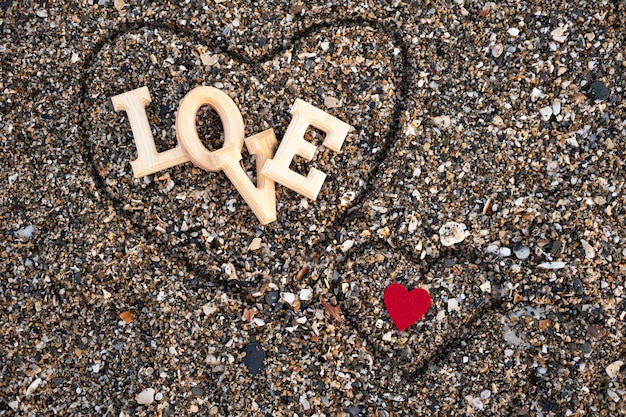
[{"left": 384, "top": 283, "right": 431, "bottom": 331}]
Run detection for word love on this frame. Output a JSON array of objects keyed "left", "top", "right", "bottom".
[{"left": 111, "top": 86, "right": 352, "bottom": 224}]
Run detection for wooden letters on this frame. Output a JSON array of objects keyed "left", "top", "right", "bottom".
[{"left": 111, "top": 86, "right": 352, "bottom": 224}]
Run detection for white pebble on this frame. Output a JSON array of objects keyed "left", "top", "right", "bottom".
[
  {"left": 248, "top": 237, "right": 262, "bottom": 251},
  {"left": 580, "top": 239, "right": 595, "bottom": 259},
  {"left": 539, "top": 106, "right": 553, "bottom": 121},
  {"left": 551, "top": 27, "right": 565, "bottom": 37},
  {"left": 26, "top": 378, "right": 42, "bottom": 396},
  {"left": 551, "top": 26, "right": 567, "bottom": 42},
  {"left": 486, "top": 244, "right": 499, "bottom": 254},
  {"left": 606, "top": 361, "right": 623, "bottom": 379},
  {"left": 472, "top": 397, "right": 485, "bottom": 410},
  {"left": 433, "top": 115, "right": 451, "bottom": 129},
  {"left": 300, "top": 395, "right": 311, "bottom": 410},
  {"left": 15, "top": 225, "right": 35, "bottom": 239},
  {"left": 491, "top": 43, "right": 503, "bottom": 58},
  {"left": 408, "top": 214, "right": 419, "bottom": 232},
  {"left": 340, "top": 239, "right": 354, "bottom": 253},
  {"left": 538, "top": 261, "right": 566, "bottom": 269},
  {"left": 324, "top": 96, "right": 341, "bottom": 108},
  {"left": 282, "top": 292, "right": 296, "bottom": 305},
  {"left": 507, "top": 27, "right": 520, "bottom": 37},
  {"left": 552, "top": 100, "right": 562, "bottom": 116},
  {"left": 513, "top": 246, "right": 531, "bottom": 260},
  {"left": 136, "top": 388, "right": 155, "bottom": 405},
  {"left": 299, "top": 288, "right": 313, "bottom": 301},
  {"left": 36, "top": 9, "right": 48, "bottom": 18},
  {"left": 225, "top": 198, "right": 236, "bottom": 212},
  {"left": 607, "top": 389, "right": 620, "bottom": 402},
  {"left": 531, "top": 87, "right": 545, "bottom": 101},
  {"left": 480, "top": 390, "right": 492, "bottom": 399},
  {"left": 447, "top": 298, "right": 460, "bottom": 313}
]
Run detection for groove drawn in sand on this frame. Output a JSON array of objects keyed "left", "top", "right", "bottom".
[{"left": 78, "top": 18, "right": 493, "bottom": 392}]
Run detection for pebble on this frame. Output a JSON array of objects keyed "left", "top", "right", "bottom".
[
  {"left": 347, "top": 405, "right": 361, "bottom": 416},
  {"left": 299, "top": 288, "right": 313, "bottom": 301},
  {"left": 495, "top": 246, "right": 511, "bottom": 257},
  {"left": 324, "top": 96, "right": 341, "bottom": 108},
  {"left": 15, "top": 225, "right": 35, "bottom": 239},
  {"left": 590, "top": 81, "right": 610, "bottom": 101},
  {"left": 264, "top": 291, "right": 280, "bottom": 307},
  {"left": 433, "top": 115, "right": 451, "bottom": 129},
  {"left": 248, "top": 237, "right": 262, "bottom": 251},
  {"left": 243, "top": 343, "right": 265, "bottom": 375},
  {"left": 513, "top": 245, "right": 531, "bottom": 260},
  {"left": 580, "top": 239, "right": 595, "bottom": 259},
  {"left": 447, "top": 298, "right": 460, "bottom": 313},
  {"left": 491, "top": 43, "right": 503, "bottom": 58},
  {"left": 539, "top": 106, "right": 553, "bottom": 121},
  {"left": 607, "top": 390, "right": 620, "bottom": 402},
  {"left": 538, "top": 261, "right": 565, "bottom": 269},
  {"left": 340, "top": 239, "right": 354, "bottom": 252},
  {"left": 136, "top": 388, "right": 155, "bottom": 405},
  {"left": 281, "top": 292, "right": 296, "bottom": 306},
  {"left": 25, "top": 378, "right": 42, "bottom": 396},
  {"left": 550, "top": 26, "right": 567, "bottom": 42},
  {"left": 507, "top": 27, "right": 520, "bottom": 37},
  {"left": 587, "top": 324, "right": 606, "bottom": 340},
  {"left": 605, "top": 361, "right": 624, "bottom": 379}
]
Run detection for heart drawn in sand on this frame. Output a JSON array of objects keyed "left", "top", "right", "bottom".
[
  {"left": 384, "top": 283, "right": 431, "bottom": 331},
  {"left": 80, "top": 21, "right": 405, "bottom": 265}
]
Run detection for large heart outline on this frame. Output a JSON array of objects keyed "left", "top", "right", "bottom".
[{"left": 79, "top": 19, "right": 409, "bottom": 273}]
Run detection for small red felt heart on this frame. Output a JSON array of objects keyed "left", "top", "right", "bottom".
[{"left": 384, "top": 283, "right": 431, "bottom": 331}]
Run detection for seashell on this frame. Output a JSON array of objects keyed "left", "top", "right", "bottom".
[
  {"left": 439, "top": 222, "right": 469, "bottom": 246},
  {"left": 324, "top": 96, "right": 341, "bottom": 108},
  {"left": 491, "top": 43, "right": 503, "bottom": 58},
  {"left": 433, "top": 115, "right": 451, "bottom": 129},
  {"left": 136, "top": 388, "right": 155, "bottom": 405}
]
